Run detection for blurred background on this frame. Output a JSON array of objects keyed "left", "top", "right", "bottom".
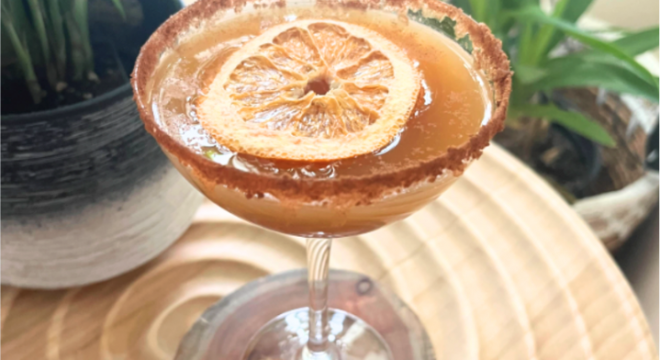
[{"left": 580, "top": 0, "right": 659, "bottom": 344}]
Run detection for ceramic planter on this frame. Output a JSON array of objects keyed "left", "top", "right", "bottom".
[{"left": 2, "top": 83, "right": 203, "bottom": 289}]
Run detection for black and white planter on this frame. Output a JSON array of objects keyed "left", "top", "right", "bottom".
[{"left": 1, "top": 84, "right": 203, "bottom": 289}]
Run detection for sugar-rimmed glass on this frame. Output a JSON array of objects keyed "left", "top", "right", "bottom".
[{"left": 132, "top": 0, "right": 511, "bottom": 358}]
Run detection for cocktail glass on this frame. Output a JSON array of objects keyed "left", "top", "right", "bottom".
[{"left": 132, "top": 0, "right": 511, "bottom": 359}]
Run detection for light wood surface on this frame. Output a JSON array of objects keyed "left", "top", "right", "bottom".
[{"left": 1, "top": 145, "right": 656, "bottom": 360}]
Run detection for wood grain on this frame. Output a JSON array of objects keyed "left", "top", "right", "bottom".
[{"left": 1, "top": 145, "right": 656, "bottom": 360}]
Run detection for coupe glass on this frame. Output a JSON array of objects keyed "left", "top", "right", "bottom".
[{"left": 132, "top": 0, "right": 511, "bottom": 359}]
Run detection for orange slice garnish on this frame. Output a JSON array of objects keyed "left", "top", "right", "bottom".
[{"left": 198, "top": 19, "right": 420, "bottom": 161}]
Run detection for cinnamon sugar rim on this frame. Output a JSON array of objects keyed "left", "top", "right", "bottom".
[{"left": 131, "top": 0, "right": 512, "bottom": 206}]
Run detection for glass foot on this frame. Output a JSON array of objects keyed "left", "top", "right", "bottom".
[
  {"left": 175, "top": 269, "right": 434, "bottom": 360},
  {"left": 244, "top": 307, "right": 391, "bottom": 360}
]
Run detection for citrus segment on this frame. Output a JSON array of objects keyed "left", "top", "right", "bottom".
[
  {"left": 308, "top": 23, "right": 372, "bottom": 69},
  {"left": 198, "top": 19, "right": 421, "bottom": 161}
]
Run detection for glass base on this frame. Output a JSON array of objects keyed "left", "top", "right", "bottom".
[
  {"left": 175, "top": 269, "right": 434, "bottom": 360},
  {"left": 243, "top": 307, "right": 391, "bottom": 360}
]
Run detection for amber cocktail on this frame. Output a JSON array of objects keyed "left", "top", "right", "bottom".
[{"left": 132, "top": 0, "right": 510, "bottom": 358}]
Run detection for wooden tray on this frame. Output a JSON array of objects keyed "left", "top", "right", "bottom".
[{"left": 2, "top": 145, "right": 656, "bottom": 360}]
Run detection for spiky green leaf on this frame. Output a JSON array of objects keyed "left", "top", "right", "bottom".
[
  {"left": 110, "top": 0, "right": 126, "bottom": 20},
  {"left": 543, "top": 0, "right": 594, "bottom": 56},
  {"left": 509, "top": 6, "right": 656, "bottom": 86},
  {"left": 611, "top": 27, "right": 659, "bottom": 56},
  {"left": 527, "top": 56, "right": 658, "bottom": 102},
  {"left": 509, "top": 104, "right": 615, "bottom": 146}
]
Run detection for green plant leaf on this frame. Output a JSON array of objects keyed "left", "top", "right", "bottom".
[
  {"left": 26, "top": 0, "right": 58, "bottom": 87},
  {"left": 517, "top": 21, "right": 536, "bottom": 65},
  {"left": 6, "top": 0, "right": 42, "bottom": 66},
  {"left": 451, "top": 0, "right": 472, "bottom": 16},
  {"left": 611, "top": 27, "right": 659, "bottom": 56},
  {"left": 466, "top": 0, "right": 488, "bottom": 23},
  {"left": 110, "top": 0, "right": 126, "bottom": 20},
  {"left": 528, "top": 57, "right": 658, "bottom": 102},
  {"left": 454, "top": 0, "right": 503, "bottom": 31},
  {"left": 500, "top": 0, "right": 538, "bottom": 9},
  {"left": 543, "top": 0, "right": 593, "bottom": 57},
  {"left": 1, "top": 0, "right": 18, "bottom": 64},
  {"left": 509, "top": 104, "right": 616, "bottom": 146},
  {"left": 71, "top": 0, "right": 94, "bottom": 75},
  {"left": 514, "top": 63, "right": 547, "bottom": 83},
  {"left": 63, "top": 11, "right": 86, "bottom": 80},
  {"left": 531, "top": 0, "right": 574, "bottom": 64},
  {"left": 509, "top": 6, "right": 656, "bottom": 86},
  {"left": 44, "top": 0, "right": 66, "bottom": 79},
  {"left": 1, "top": 2, "right": 42, "bottom": 103}
]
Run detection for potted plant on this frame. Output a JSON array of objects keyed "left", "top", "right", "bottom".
[
  {"left": 450, "top": 0, "right": 659, "bottom": 251},
  {"left": 1, "top": 0, "right": 203, "bottom": 288}
]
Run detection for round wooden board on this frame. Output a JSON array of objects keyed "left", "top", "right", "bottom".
[{"left": 1, "top": 145, "right": 656, "bottom": 360}]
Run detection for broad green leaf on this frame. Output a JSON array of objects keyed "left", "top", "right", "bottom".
[
  {"left": 531, "top": 0, "right": 573, "bottom": 64},
  {"left": 518, "top": 21, "right": 536, "bottom": 65},
  {"left": 509, "top": 104, "right": 615, "bottom": 146},
  {"left": 543, "top": 0, "right": 594, "bottom": 56},
  {"left": 500, "top": 0, "right": 538, "bottom": 9},
  {"left": 514, "top": 63, "right": 547, "bottom": 83},
  {"left": 509, "top": 6, "right": 656, "bottom": 86},
  {"left": 495, "top": 0, "right": 537, "bottom": 36},
  {"left": 455, "top": 0, "right": 502, "bottom": 30},
  {"left": 611, "top": 27, "right": 659, "bottom": 56},
  {"left": 467, "top": 0, "right": 488, "bottom": 23},
  {"left": 528, "top": 58, "right": 658, "bottom": 102},
  {"left": 487, "top": 0, "right": 502, "bottom": 32},
  {"left": 573, "top": 27, "right": 659, "bottom": 63},
  {"left": 510, "top": 78, "right": 534, "bottom": 105}
]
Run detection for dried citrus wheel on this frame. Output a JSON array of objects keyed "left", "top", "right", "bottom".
[{"left": 197, "top": 19, "right": 421, "bottom": 161}]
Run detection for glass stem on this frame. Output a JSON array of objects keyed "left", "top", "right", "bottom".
[{"left": 304, "top": 238, "right": 336, "bottom": 359}]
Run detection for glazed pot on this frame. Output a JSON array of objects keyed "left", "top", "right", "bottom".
[
  {"left": 1, "top": 0, "right": 204, "bottom": 288},
  {"left": 1, "top": 83, "right": 203, "bottom": 289}
]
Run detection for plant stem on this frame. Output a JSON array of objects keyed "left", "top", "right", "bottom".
[
  {"left": 518, "top": 21, "right": 536, "bottom": 66},
  {"left": 45, "top": 0, "right": 67, "bottom": 80},
  {"left": 71, "top": 0, "right": 94, "bottom": 76},
  {"left": 531, "top": 0, "right": 570, "bottom": 65},
  {"left": 64, "top": 12, "right": 85, "bottom": 80},
  {"left": 1, "top": 13, "right": 42, "bottom": 103},
  {"left": 26, "top": 0, "right": 57, "bottom": 87}
]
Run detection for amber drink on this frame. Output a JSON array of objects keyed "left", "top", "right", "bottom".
[
  {"left": 133, "top": 0, "right": 510, "bottom": 358},
  {"left": 147, "top": 8, "right": 496, "bottom": 238}
]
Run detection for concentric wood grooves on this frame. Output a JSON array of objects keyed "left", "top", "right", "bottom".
[{"left": 1, "top": 146, "right": 655, "bottom": 360}]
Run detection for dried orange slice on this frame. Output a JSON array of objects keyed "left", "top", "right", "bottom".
[{"left": 197, "top": 19, "right": 420, "bottom": 161}]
